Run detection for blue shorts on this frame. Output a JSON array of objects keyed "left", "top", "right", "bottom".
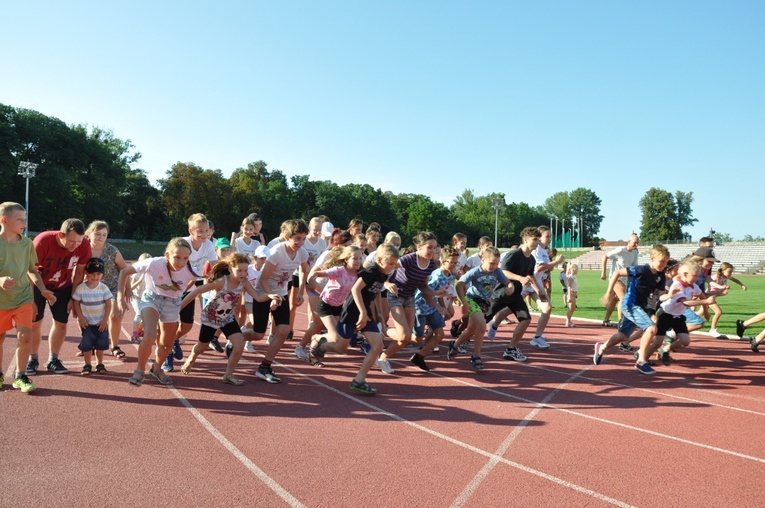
[
  {"left": 79, "top": 325, "right": 110, "bottom": 352},
  {"left": 683, "top": 308, "right": 704, "bottom": 326},
  {"left": 414, "top": 311, "right": 445, "bottom": 338},
  {"left": 139, "top": 291, "right": 182, "bottom": 323},
  {"left": 336, "top": 320, "right": 380, "bottom": 339},
  {"left": 619, "top": 305, "right": 655, "bottom": 337}
]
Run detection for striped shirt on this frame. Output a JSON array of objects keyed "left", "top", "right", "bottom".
[
  {"left": 72, "top": 281, "right": 113, "bottom": 325},
  {"left": 389, "top": 252, "right": 436, "bottom": 298}
]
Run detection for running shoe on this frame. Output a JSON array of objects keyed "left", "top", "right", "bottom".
[
  {"left": 635, "top": 361, "right": 655, "bottom": 375},
  {"left": 12, "top": 374, "right": 36, "bottom": 393},
  {"left": 377, "top": 356, "right": 394, "bottom": 374},
  {"left": 530, "top": 336, "right": 550, "bottom": 349},
  {"left": 486, "top": 322, "right": 497, "bottom": 341},
  {"left": 45, "top": 358, "right": 68, "bottom": 374},
  {"left": 409, "top": 353, "right": 430, "bottom": 371},
  {"left": 256, "top": 365, "right": 281, "bottom": 383},
  {"left": 25, "top": 358, "right": 39, "bottom": 376},
  {"left": 350, "top": 379, "right": 376, "bottom": 395},
  {"left": 593, "top": 342, "right": 604, "bottom": 365},
  {"left": 502, "top": 347, "right": 527, "bottom": 362}
]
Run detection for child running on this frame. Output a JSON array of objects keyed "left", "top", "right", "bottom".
[
  {"left": 593, "top": 244, "right": 670, "bottom": 375},
  {"left": 179, "top": 253, "right": 261, "bottom": 385},
  {"left": 654, "top": 260, "right": 716, "bottom": 365},
  {"left": 376, "top": 232, "right": 439, "bottom": 374},
  {"left": 448, "top": 246, "right": 513, "bottom": 370},
  {"left": 306, "top": 245, "right": 364, "bottom": 366},
  {"left": 314, "top": 244, "right": 400, "bottom": 395},
  {"left": 117, "top": 238, "right": 197, "bottom": 386},
  {"left": 706, "top": 262, "right": 747, "bottom": 337},
  {"left": 409, "top": 245, "right": 460, "bottom": 371}
]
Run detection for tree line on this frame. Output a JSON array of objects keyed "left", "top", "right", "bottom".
[{"left": 7, "top": 102, "right": 718, "bottom": 246}]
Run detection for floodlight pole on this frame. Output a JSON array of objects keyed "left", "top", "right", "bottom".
[
  {"left": 492, "top": 198, "right": 503, "bottom": 247},
  {"left": 17, "top": 161, "right": 38, "bottom": 236}
]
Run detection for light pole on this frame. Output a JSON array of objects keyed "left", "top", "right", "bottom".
[
  {"left": 492, "top": 198, "right": 503, "bottom": 247},
  {"left": 17, "top": 161, "right": 38, "bottom": 236}
]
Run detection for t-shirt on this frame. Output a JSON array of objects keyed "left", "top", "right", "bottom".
[
  {"left": 243, "top": 264, "right": 264, "bottom": 304},
  {"left": 131, "top": 257, "right": 197, "bottom": 299},
  {"left": 606, "top": 246, "right": 639, "bottom": 276},
  {"left": 567, "top": 274, "right": 579, "bottom": 292},
  {"left": 460, "top": 266, "right": 509, "bottom": 301},
  {"left": 501, "top": 248, "right": 536, "bottom": 295},
  {"left": 201, "top": 277, "right": 242, "bottom": 328},
  {"left": 320, "top": 266, "right": 358, "bottom": 307},
  {"left": 34, "top": 230, "right": 92, "bottom": 291},
  {"left": 415, "top": 268, "right": 456, "bottom": 316},
  {"left": 339, "top": 263, "right": 389, "bottom": 326},
  {"left": 660, "top": 280, "right": 702, "bottom": 316},
  {"left": 234, "top": 236, "right": 261, "bottom": 258},
  {"left": 72, "top": 281, "right": 113, "bottom": 325},
  {"left": 0, "top": 234, "right": 38, "bottom": 309},
  {"left": 464, "top": 253, "right": 482, "bottom": 270},
  {"left": 183, "top": 235, "right": 217, "bottom": 277},
  {"left": 302, "top": 237, "right": 327, "bottom": 271},
  {"left": 623, "top": 264, "right": 666, "bottom": 309},
  {"left": 388, "top": 252, "right": 436, "bottom": 298},
  {"left": 257, "top": 243, "right": 308, "bottom": 297}
]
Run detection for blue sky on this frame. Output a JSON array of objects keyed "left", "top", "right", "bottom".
[{"left": 2, "top": 1, "right": 763, "bottom": 243}]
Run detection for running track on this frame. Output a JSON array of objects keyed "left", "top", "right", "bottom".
[{"left": 1, "top": 307, "right": 763, "bottom": 507}]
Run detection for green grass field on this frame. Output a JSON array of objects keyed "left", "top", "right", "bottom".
[{"left": 544, "top": 270, "right": 764, "bottom": 337}]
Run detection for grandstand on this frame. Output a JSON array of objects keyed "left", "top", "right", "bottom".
[{"left": 571, "top": 242, "right": 765, "bottom": 274}]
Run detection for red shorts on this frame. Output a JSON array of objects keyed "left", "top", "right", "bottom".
[{"left": 0, "top": 302, "right": 35, "bottom": 334}]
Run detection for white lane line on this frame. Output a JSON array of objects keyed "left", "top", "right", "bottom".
[
  {"left": 419, "top": 362, "right": 765, "bottom": 465},
  {"left": 169, "top": 386, "right": 307, "bottom": 508},
  {"left": 277, "top": 362, "right": 635, "bottom": 508},
  {"left": 450, "top": 365, "right": 597, "bottom": 508}
]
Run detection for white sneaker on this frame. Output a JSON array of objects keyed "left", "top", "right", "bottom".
[
  {"left": 244, "top": 341, "right": 257, "bottom": 354},
  {"left": 530, "top": 336, "right": 550, "bottom": 349},
  {"left": 295, "top": 345, "right": 308, "bottom": 360},
  {"left": 709, "top": 328, "right": 721, "bottom": 338},
  {"left": 486, "top": 322, "right": 497, "bottom": 341},
  {"left": 377, "top": 356, "right": 395, "bottom": 374}
]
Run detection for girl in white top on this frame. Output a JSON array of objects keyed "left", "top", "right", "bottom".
[
  {"left": 706, "top": 261, "right": 747, "bottom": 337},
  {"left": 251, "top": 219, "right": 311, "bottom": 384},
  {"left": 230, "top": 216, "right": 262, "bottom": 259},
  {"left": 291, "top": 217, "right": 327, "bottom": 341},
  {"left": 565, "top": 263, "right": 579, "bottom": 327},
  {"left": 117, "top": 238, "right": 197, "bottom": 387},
  {"left": 129, "top": 253, "right": 152, "bottom": 343},
  {"left": 179, "top": 253, "right": 261, "bottom": 385}
]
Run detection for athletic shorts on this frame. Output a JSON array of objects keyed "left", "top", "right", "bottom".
[
  {"left": 317, "top": 300, "right": 342, "bottom": 317},
  {"left": 79, "top": 325, "right": 110, "bottom": 351},
  {"left": 683, "top": 307, "right": 704, "bottom": 326},
  {"left": 336, "top": 320, "right": 380, "bottom": 340},
  {"left": 250, "top": 297, "right": 290, "bottom": 333},
  {"left": 414, "top": 311, "right": 445, "bottom": 338},
  {"left": 0, "top": 302, "right": 34, "bottom": 333},
  {"left": 621, "top": 304, "right": 655, "bottom": 332},
  {"left": 33, "top": 286, "right": 72, "bottom": 323},
  {"left": 656, "top": 312, "right": 688, "bottom": 337},
  {"left": 485, "top": 294, "right": 531, "bottom": 322},
  {"left": 198, "top": 321, "right": 241, "bottom": 343},
  {"left": 139, "top": 291, "right": 182, "bottom": 323},
  {"left": 179, "top": 290, "right": 195, "bottom": 324}
]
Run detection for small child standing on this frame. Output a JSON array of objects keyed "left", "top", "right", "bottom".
[
  {"left": 559, "top": 262, "right": 568, "bottom": 306},
  {"left": 72, "top": 258, "right": 113, "bottom": 375},
  {"left": 706, "top": 261, "right": 747, "bottom": 337},
  {"left": 240, "top": 245, "right": 271, "bottom": 353},
  {"left": 564, "top": 263, "right": 579, "bottom": 327},
  {"left": 230, "top": 215, "right": 262, "bottom": 259}
]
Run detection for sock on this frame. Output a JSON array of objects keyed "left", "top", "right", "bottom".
[
  {"left": 491, "top": 323, "right": 498, "bottom": 331},
  {"left": 49, "top": 352, "right": 58, "bottom": 363},
  {"left": 260, "top": 359, "right": 272, "bottom": 369},
  {"left": 30, "top": 353, "right": 38, "bottom": 360},
  {"left": 15, "top": 371, "right": 24, "bottom": 379}
]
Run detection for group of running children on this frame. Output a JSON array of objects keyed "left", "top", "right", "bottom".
[{"left": 0, "top": 201, "right": 760, "bottom": 396}]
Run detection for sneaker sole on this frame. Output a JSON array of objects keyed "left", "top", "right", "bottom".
[{"left": 256, "top": 372, "right": 281, "bottom": 384}]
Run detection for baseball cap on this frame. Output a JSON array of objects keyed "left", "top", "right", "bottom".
[
  {"left": 693, "top": 247, "right": 719, "bottom": 261},
  {"left": 321, "top": 222, "right": 334, "bottom": 236},
  {"left": 215, "top": 237, "right": 232, "bottom": 249},
  {"left": 85, "top": 257, "right": 105, "bottom": 274},
  {"left": 254, "top": 245, "right": 270, "bottom": 259}
]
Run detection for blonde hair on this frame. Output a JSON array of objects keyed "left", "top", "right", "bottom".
[
  {"left": 384, "top": 231, "right": 401, "bottom": 244},
  {"left": 650, "top": 244, "right": 670, "bottom": 259},
  {"left": 480, "top": 246, "right": 500, "bottom": 259},
  {"left": 376, "top": 243, "right": 400, "bottom": 262},
  {"left": 679, "top": 259, "right": 701, "bottom": 274},
  {"left": 187, "top": 213, "right": 208, "bottom": 228},
  {"left": 207, "top": 253, "right": 250, "bottom": 282},
  {"left": 85, "top": 220, "right": 109, "bottom": 237},
  {"left": 138, "top": 252, "right": 152, "bottom": 261},
  {"left": 0, "top": 202, "right": 25, "bottom": 217},
  {"left": 324, "top": 245, "right": 362, "bottom": 269}
]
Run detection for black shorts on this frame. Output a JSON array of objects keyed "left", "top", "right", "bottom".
[
  {"left": 485, "top": 294, "right": 531, "bottom": 323},
  {"left": 33, "top": 286, "right": 72, "bottom": 323},
  {"left": 317, "top": 300, "right": 342, "bottom": 317},
  {"left": 179, "top": 290, "right": 196, "bottom": 324},
  {"left": 250, "top": 297, "right": 290, "bottom": 334},
  {"left": 655, "top": 312, "right": 688, "bottom": 336},
  {"left": 288, "top": 274, "right": 299, "bottom": 291},
  {"left": 198, "top": 321, "right": 242, "bottom": 343}
]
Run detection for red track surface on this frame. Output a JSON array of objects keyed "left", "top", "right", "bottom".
[{"left": 1, "top": 307, "right": 763, "bottom": 507}]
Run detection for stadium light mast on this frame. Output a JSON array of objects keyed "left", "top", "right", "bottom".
[
  {"left": 492, "top": 198, "right": 503, "bottom": 247},
  {"left": 17, "top": 161, "right": 38, "bottom": 236}
]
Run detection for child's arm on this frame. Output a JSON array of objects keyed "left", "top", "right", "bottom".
[
  {"left": 600, "top": 268, "right": 628, "bottom": 306},
  {"left": 99, "top": 299, "right": 112, "bottom": 331},
  {"left": 72, "top": 297, "right": 87, "bottom": 329},
  {"left": 117, "top": 265, "right": 137, "bottom": 317},
  {"left": 130, "top": 273, "right": 145, "bottom": 292},
  {"left": 350, "top": 277, "right": 369, "bottom": 330},
  {"left": 180, "top": 279, "right": 223, "bottom": 309},
  {"left": 728, "top": 276, "right": 747, "bottom": 291},
  {"left": 70, "top": 261, "right": 87, "bottom": 316},
  {"left": 455, "top": 281, "right": 469, "bottom": 308},
  {"left": 27, "top": 267, "right": 56, "bottom": 305}
]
